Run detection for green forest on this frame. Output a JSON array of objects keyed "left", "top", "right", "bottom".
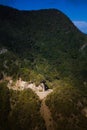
[{"left": 0, "top": 5, "right": 87, "bottom": 130}]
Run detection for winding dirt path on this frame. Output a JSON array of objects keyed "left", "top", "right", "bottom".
[
  {"left": 35, "top": 89, "right": 55, "bottom": 130},
  {"left": 35, "top": 89, "right": 55, "bottom": 129},
  {"left": 40, "top": 98, "right": 55, "bottom": 130},
  {"left": 7, "top": 79, "right": 55, "bottom": 130}
]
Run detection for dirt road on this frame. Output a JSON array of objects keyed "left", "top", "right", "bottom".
[{"left": 40, "top": 98, "right": 55, "bottom": 130}]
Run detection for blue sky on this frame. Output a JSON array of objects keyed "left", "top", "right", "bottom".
[{"left": 0, "top": 0, "right": 87, "bottom": 33}]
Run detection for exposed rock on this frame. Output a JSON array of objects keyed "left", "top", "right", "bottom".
[
  {"left": 80, "top": 43, "right": 87, "bottom": 51},
  {"left": 0, "top": 48, "right": 8, "bottom": 54},
  {"left": 7, "top": 79, "right": 53, "bottom": 100}
]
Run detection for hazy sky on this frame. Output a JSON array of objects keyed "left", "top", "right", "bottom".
[{"left": 0, "top": 0, "right": 87, "bottom": 33}]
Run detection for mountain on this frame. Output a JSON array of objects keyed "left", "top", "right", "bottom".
[
  {"left": 0, "top": 5, "right": 87, "bottom": 130},
  {"left": 0, "top": 5, "right": 87, "bottom": 82}
]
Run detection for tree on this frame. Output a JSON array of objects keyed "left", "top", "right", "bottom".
[{"left": 0, "top": 82, "right": 11, "bottom": 130}]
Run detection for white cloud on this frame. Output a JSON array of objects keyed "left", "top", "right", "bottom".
[{"left": 73, "top": 21, "right": 87, "bottom": 34}]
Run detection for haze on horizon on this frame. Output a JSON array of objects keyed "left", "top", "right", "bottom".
[{"left": 0, "top": 0, "right": 87, "bottom": 34}]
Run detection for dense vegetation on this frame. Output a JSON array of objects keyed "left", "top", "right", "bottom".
[
  {"left": 0, "top": 5, "right": 87, "bottom": 84},
  {"left": 46, "top": 80, "right": 87, "bottom": 130},
  {"left": 0, "top": 5, "right": 87, "bottom": 130},
  {"left": 0, "top": 82, "right": 10, "bottom": 130},
  {"left": 0, "top": 82, "right": 45, "bottom": 130}
]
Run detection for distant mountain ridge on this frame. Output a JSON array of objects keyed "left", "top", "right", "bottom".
[{"left": 0, "top": 5, "right": 87, "bottom": 83}]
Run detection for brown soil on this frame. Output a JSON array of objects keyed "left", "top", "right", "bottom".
[{"left": 40, "top": 98, "right": 55, "bottom": 130}]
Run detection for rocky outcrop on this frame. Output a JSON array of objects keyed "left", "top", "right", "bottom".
[
  {"left": 0, "top": 48, "right": 7, "bottom": 54},
  {"left": 8, "top": 78, "right": 48, "bottom": 92}
]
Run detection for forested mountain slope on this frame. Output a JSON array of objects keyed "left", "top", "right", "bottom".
[
  {"left": 0, "top": 5, "right": 87, "bottom": 84},
  {"left": 0, "top": 5, "right": 87, "bottom": 130}
]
